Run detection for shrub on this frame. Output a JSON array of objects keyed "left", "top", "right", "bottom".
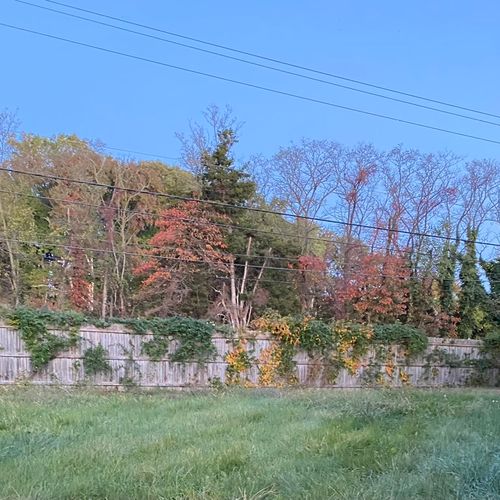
[{"left": 83, "top": 344, "right": 111, "bottom": 376}]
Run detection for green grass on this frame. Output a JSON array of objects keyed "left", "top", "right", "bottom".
[{"left": 0, "top": 387, "right": 499, "bottom": 499}]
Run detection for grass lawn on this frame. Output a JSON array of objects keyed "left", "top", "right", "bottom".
[{"left": 0, "top": 387, "right": 499, "bottom": 499}]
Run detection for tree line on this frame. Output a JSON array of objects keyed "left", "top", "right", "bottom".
[{"left": 0, "top": 107, "right": 498, "bottom": 337}]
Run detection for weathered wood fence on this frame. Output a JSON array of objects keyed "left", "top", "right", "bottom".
[{"left": 0, "top": 324, "right": 497, "bottom": 388}]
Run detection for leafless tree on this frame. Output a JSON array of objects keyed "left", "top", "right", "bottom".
[
  {"left": 269, "top": 138, "right": 345, "bottom": 253},
  {"left": 176, "top": 104, "right": 243, "bottom": 175}
]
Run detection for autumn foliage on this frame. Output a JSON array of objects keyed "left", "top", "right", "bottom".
[
  {"left": 339, "top": 252, "right": 410, "bottom": 323},
  {"left": 134, "top": 201, "right": 231, "bottom": 312}
]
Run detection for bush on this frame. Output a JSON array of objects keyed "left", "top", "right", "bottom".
[
  {"left": 83, "top": 344, "right": 112, "bottom": 376},
  {"left": 482, "top": 329, "right": 500, "bottom": 366}
]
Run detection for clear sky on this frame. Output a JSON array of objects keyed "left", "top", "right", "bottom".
[{"left": 1, "top": 0, "right": 499, "bottom": 166}]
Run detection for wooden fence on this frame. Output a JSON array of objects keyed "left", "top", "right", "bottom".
[{"left": 0, "top": 323, "right": 497, "bottom": 388}]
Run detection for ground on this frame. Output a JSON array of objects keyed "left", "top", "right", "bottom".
[{"left": 0, "top": 387, "right": 499, "bottom": 499}]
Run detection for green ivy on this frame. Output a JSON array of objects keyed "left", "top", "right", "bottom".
[
  {"left": 138, "top": 317, "right": 216, "bottom": 363},
  {"left": 482, "top": 330, "right": 500, "bottom": 361},
  {"left": 299, "top": 319, "right": 334, "bottom": 355},
  {"left": 83, "top": 344, "right": 112, "bottom": 376},
  {"left": 373, "top": 323, "right": 428, "bottom": 357},
  {"left": 2, "top": 308, "right": 217, "bottom": 372},
  {"left": 479, "top": 330, "right": 500, "bottom": 385},
  {"left": 6, "top": 308, "right": 81, "bottom": 371},
  {"left": 141, "top": 335, "right": 170, "bottom": 361}
]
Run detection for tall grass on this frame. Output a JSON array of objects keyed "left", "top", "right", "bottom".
[{"left": 0, "top": 387, "right": 499, "bottom": 499}]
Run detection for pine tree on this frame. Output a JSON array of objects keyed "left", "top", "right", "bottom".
[
  {"left": 457, "top": 228, "right": 491, "bottom": 338},
  {"left": 481, "top": 257, "right": 500, "bottom": 325},
  {"left": 438, "top": 242, "right": 457, "bottom": 315},
  {"left": 200, "top": 129, "right": 256, "bottom": 209}
]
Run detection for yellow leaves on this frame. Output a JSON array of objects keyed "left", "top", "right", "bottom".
[
  {"left": 225, "top": 340, "right": 252, "bottom": 385},
  {"left": 252, "top": 317, "right": 299, "bottom": 346},
  {"left": 258, "top": 343, "right": 283, "bottom": 387},
  {"left": 399, "top": 370, "right": 410, "bottom": 385},
  {"left": 343, "top": 357, "right": 360, "bottom": 375}
]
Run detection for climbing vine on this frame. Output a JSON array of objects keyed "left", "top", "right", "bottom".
[
  {"left": 3, "top": 308, "right": 217, "bottom": 373},
  {"left": 138, "top": 317, "right": 216, "bottom": 363},
  {"left": 225, "top": 339, "right": 253, "bottom": 385},
  {"left": 83, "top": 344, "right": 111, "bottom": 376},
  {"left": 6, "top": 308, "right": 82, "bottom": 371},
  {"left": 1, "top": 307, "right": 496, "bottom": 387},
  {"left": 252, "top": 311, "right": 429, "bottom": 386}
]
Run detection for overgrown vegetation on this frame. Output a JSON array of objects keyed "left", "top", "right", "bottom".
[
  {"left": 6, "top": 308, "right": 81, "bottom": 371},
  {"left": 139, "top": 317, "right": 216, "bottom": 363},
  {"left": 252, "top": 312, "right": 430, "bottom": 385},
  {"left": 1, "top": 307, "right": 496, "bottom": 387},
  {"left": 82, "top": 345, "right": 111, "bottom": 377},
  {"left": 3, "top": 308, "right": 216, "bottom": 371},
  {"left": 1, "top": 108, "right": 498, "bottom": 337}
]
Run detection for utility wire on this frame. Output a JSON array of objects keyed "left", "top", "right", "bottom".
[
  {"left": 2, "top": 22, "right": 500, "bottom": 146},
  {"left": 4, "top": 235, "right": 498, "bottom": 284},
  {"left": 0, "top": 187, "right": 434, "bottom": 258},
  {"left": 0, "top": 235, "right": 336, "bottom": 275},
  {"left": 101, "top": 145, "right": 179, "bottom": 161},
  {"left": 0, "top": 238, "right": 295, "bottom": 286},
  {"left": 15, "top": 0, "right": 500, "bottom": 128},
  {"left": 43, "top": 0, "right": 500, "bottom": 121},
  {"left": 2, "top": 166, "right": 499, "bottom": 248}
]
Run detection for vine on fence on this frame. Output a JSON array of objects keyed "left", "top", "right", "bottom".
[
  {"left": 225, "top": 339, "right": 253, "bottom": 385},
  {"left": 3, "top": 308, "right": 217, "bottom": 373},
  {"left": 83, "top": 344, "right": 112, "bottom": 376},
  {"left": 252, "top": 311, "right": 429, "bottom": 386},
  {"left": 6, "top": 308, "right": 82, "bottom": 371},
  {"left": 2, "top": 307, "right": 497, "bottom": 387},
  {"left": 139, "top": 317, "right": 216, "bottom": 363}
]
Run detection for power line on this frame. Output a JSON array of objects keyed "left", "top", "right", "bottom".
[
  {"left": 2, "top": 22, "right": 500, "bottom": 147},
  {"left": 43, "top": 0, "right": 500, "bottom": 121},
  {"left": 101, "top": 145, "right": 179, "bottom": 161},
  {"left": 0, "top": 237, "right": 296, "bottom": 286},
  {"left": 4, "top": 235, "right": 498, "bottom": 284},
  {"left": 0, "top": 187, "right": 433, "bottom": 258},
  {"left": 2, "top": 166, "right": 499, "bottom": 248},
  {"left": 19, "top": 125, "right": 180, "bottom": 162},
  {"left": 0, "top": 234, "right": 341, "bottom": 275},
  {"left": 15, "top": 0, "right": 500, "bottom": 128}
]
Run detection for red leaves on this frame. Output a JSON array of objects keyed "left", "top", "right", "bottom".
[
  {"left": 297, "top": 255, "right": 327, "bottom": 271},
  {"left": 134, "top": 201, "right": 231, "bottom": 291},
  {"left": 342, "top": 252, "right": 410, "bottom": 322},
  {"left": 67, "top": 248, "right": 92, "bottom": 311}
]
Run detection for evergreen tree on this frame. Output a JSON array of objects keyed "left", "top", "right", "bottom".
[
  {"left": 200, "top": 129, "right": 256, "bottom": 209},
  {"left": 438, "top": 242, "right": 457, "bottom": 315},
  {"left": 457, "top": 228, "right": 491, "bottom": 338},
  {"left": 481, "top": 257, "right": 500, "bottom": 325}
]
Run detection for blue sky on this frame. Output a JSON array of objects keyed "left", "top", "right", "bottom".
[{"left": 1, "top": 0, "right": 499, "bottom": 165}]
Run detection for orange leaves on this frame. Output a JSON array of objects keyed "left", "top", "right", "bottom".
[
  {"left": 141, "top": 270, "right": 172, "bottom": 288},
  {"left": 344, "top": 252, "right": 410, "bottom": 323},
  {"left": 134, "top": 201, "right": 231, "bottom": 292},
  {"left": 297, "top": 255, "right": 327, "bottom": 272}
]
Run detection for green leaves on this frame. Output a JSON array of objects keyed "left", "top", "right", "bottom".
[
  {"left": 458, "top": 228, "right": 493, "bottom": 338},
  {"left": 373, "top": 323, "right": 428, "bottom": 357},
  {"left": 83, "top": 344, "right": 111, "bottom": 376},
  {"left": 137, "top": 317, "right": 216, "bottom": 363},
  {"left": 7, "top": 308, "right": 81, "bottom": 371}
]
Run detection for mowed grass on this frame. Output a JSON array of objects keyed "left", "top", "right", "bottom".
[{"left": 0, "top": 387, "right": 499, "bottom": 499}]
